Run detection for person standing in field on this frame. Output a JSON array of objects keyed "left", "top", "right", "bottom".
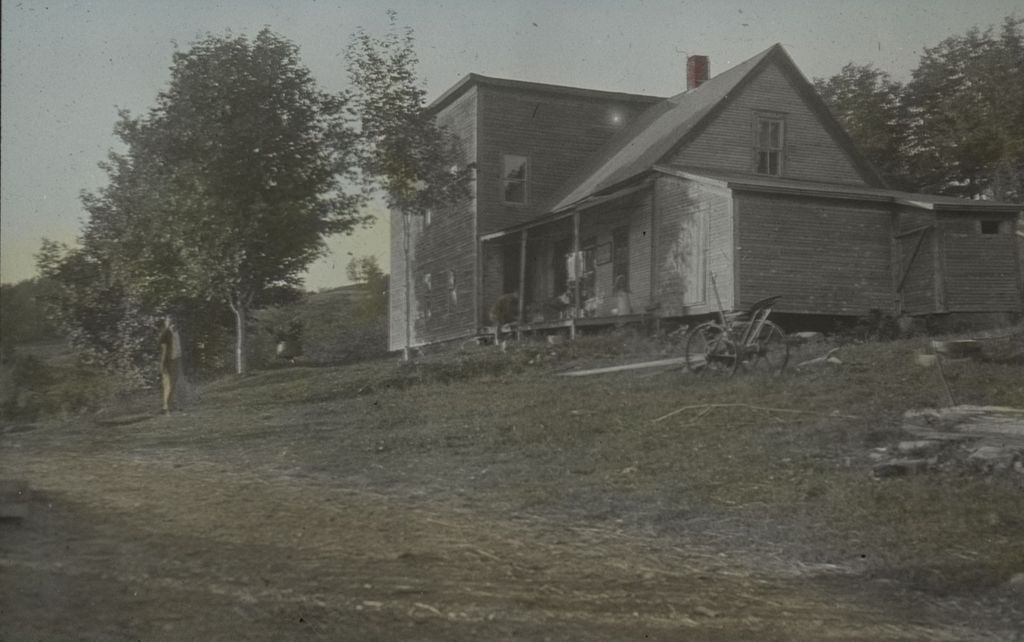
[{"left": 158, "top": 315, "right": 182, "bottom": 414}]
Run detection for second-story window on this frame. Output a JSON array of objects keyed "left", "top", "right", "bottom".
[
  {"left": 755, "top": 116, "right": 784, "bottom": 176},
  {"left": 502, "top": 154, "right": 528, "bottom": 204}
]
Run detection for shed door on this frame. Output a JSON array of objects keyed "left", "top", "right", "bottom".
[{"left": 895, "top": 225, "right": 936, "bottom": 314}]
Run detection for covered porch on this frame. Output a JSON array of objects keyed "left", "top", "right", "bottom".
[{"left": 478, "top": 184, "right": 655, "bottom": 337}]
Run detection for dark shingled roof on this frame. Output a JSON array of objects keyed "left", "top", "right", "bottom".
[{"left": 546, "top": 44, "right": 780, "bottom": 214}]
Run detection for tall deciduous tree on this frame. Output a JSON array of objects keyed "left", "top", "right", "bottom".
[
  {"left": 814, "top": 64, "right": 911, "bottom": 189},
  {"left": 346, "top": 11, "right": 472, "bottom": 214},
  {"left": 69, "top": 29, "right": 367, "bottom": 375},
  {"left": 345, "top": 12, "right": 473, "bottom": 359},
  {"left": 904, "top": 17, "right": 1024, "bottom": 201}
]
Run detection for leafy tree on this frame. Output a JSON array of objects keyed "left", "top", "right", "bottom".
[
  {"left": 66, "top": 29, "right": 368, "bottom": 375},
  {"left": 345, "top": 11, "right": 473, "bottom": 214},
  {"left": 35, "top": 240, "right": 150, "bottom": 382},
  {"left": 814, "top": 64, "right": 911, "bottom": 188},
  {"left": 0, "top": 278, "right": 58, "bottom": 347},
  {"left": 346, "top": 12, "right": 473, "bottom": 358},
  {"left": 904, "top": 17, "right": 1024, "bottom": 201}
]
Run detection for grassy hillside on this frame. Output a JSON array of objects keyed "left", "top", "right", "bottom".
[
  {"left": 143, "top": 330, "right": 1024, "bottom": 594},
  {"left": 251, "top": 284, "right": 387, "bottom": 368},
  {"left": 5, "top": 327, "right": 1023, "bottom": 639}
]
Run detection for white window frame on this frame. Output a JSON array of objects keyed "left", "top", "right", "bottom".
[
  {"left": 501, "top": 154, "right": 529, "bottom": 205},
  {"left": 754, "top": 114, "right": 785, "bottom": 177}
]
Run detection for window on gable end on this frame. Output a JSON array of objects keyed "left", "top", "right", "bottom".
[
  {"left": 502, "top": 154, "right": 528, "bottom": 204},
  {"left": 754, "top": 116, "right": 784, "bottom": 176}
]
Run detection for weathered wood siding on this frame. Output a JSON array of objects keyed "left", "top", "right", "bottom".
[
  {"left": 895, "top": 209, "right": 937, "bottom": 315},
  {"left": 389, "top": 87, "right": 478, "bottom": 350},
  {"left": 735, "top": 192, "right": 893, "bottom": 315},
  {"left": 476, "top": 86, "right": 657, "bottom": 235},
  {"left": 578, "top": 191, "right": 653, "bottom": 315},
  {"left": 388, "top": 211, "right": 427, "bottom": 350},
  {"left": 940, "top": 213, "right": 1022, "bottom": 312},
  {"left": 672, "top": 60, "right": 868, "bottom": 186},
  {"left": 654, "top": 176, "right": 734, "bottom": 316}
]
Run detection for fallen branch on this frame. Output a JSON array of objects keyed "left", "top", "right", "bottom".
[{"left": 652, "top": 403, "right": 858, "bottom": 424}]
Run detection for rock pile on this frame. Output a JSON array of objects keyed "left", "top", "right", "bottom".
[{"left": 871, "top": 406, "right": 1024, "bottom": 478}]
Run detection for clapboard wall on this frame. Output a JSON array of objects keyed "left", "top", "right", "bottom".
[
  {"left": 672, "top": 60, "right": 870, "bottom": 187},
  {"left": 390, "top": 87, "right": 479, "bottom": 350},
  {"left": 734, "top": 192, "right": 893, "bottom": 315},
  {"left": 476, "top": 85, "right": 658, "bottom": 235},
  {"left": 940, "top": 212, "right": 1021, "bottom": 312}
]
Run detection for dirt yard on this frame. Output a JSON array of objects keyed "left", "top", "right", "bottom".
[{"left": 2, "top": 339, "right": 1023, "bottom": 640}]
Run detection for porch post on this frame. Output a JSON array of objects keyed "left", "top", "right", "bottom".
[
  {"left": 571, "top": 209, "right": 581, "bottom": 341},
  {"left": 517, "top": 229, "right": 528, "bottom": 338}
]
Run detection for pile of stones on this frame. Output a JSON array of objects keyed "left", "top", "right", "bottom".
[{"left": 871, "top": 406, "right": 1024, "bottom": 478}]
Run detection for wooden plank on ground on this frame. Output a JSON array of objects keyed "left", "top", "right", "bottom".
[{"left": 558, "top": 356, "right": 694, "bottom": 377}]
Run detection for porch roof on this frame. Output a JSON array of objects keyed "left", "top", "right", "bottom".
[
  {"left": 480, "top": 166, "right": 1021, "bottom": 244},
  {"left": 656, "top": 166, "right": 1024, "bottom": 214}
]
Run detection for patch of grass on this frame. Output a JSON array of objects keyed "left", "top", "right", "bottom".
[{"left": 42, "top": 329, "right": 1023, "bottom": 600}]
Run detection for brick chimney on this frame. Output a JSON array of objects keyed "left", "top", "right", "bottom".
[{"left": 687, "top": 55, "right": 709, "bottom": 90}]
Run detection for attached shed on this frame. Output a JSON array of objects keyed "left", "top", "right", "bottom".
[
  {"left": 654, "top": 168, "right": 1023, "bottom": 320},
  {"left": 895, "top": 202, "right": 1021, "bottom": 315}
]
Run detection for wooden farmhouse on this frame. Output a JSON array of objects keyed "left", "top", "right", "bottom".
[{"left": 389, "top": 43, "right": 1023, "bottom": 351}]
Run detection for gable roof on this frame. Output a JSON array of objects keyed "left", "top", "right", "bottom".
[{"left": 545, "top": 43, "right": 886, "bottom": 215}]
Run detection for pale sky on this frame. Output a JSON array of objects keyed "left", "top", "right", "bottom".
[{"left": 2, "top": 0, "right": 1019, "bottom": 288}]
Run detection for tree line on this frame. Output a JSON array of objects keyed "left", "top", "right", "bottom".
[
  {"left": 15, "top": 14, "right": 1021, "bottom": 382},
  {"left": 814, "top": 16, "right": 1023, "bottom": 202}
]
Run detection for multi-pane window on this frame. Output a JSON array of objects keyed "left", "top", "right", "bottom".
[
  {"left": 755, "top": 117, "right": 784, "bottom": 176},
  {"left": 502, "top": 154, "right": 528, "bottom": 204}
]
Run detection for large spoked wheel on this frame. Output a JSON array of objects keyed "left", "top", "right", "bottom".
[
  {"left": 735, "top": 321, "right": 789, "bottom": 375},
  {"left": 685, "top": 322, "right": 738, "bottom": 375}
]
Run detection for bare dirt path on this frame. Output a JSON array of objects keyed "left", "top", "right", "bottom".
[{"left": 3, "top": 441, "right": 1012, "bottom": 641}]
